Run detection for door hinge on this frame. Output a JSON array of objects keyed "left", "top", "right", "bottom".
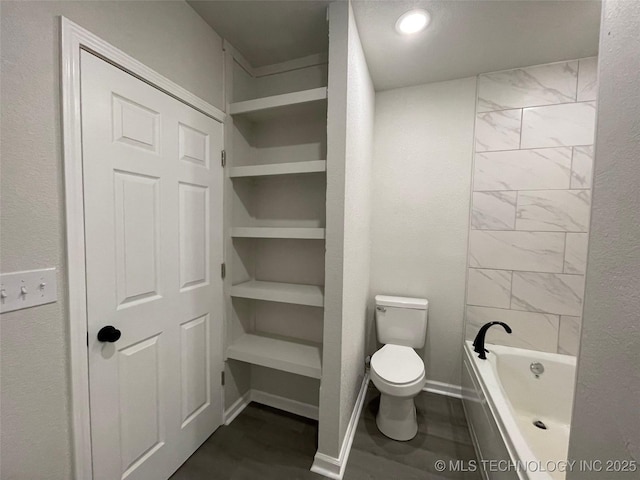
[
  {"left": 221, "top": 150, "right": 226, "bottom": 167},
  {"left": 86, "top": 332, "right": 89, "bottom": 347},
  {"left": 221, "top": 371, "right": 225, "bottom": 385},
  {"left": 221, "top": 263, "right": 226, "bottom": 279}
]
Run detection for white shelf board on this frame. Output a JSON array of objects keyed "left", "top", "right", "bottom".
[
  {"left": 229, "top": 87, "right": 327, "bottom": 117},
  {"left": 231, "top": 280, "right": 324, "bottom": 307},
  {"left": 227, "top": 333, "right": 322, "bottom": 379},
  {"left": 231, "top": 227, "right": 325, "bottom": 239},
  {"left": 229, "top": 160, "right": 326, "bottom": 178}
]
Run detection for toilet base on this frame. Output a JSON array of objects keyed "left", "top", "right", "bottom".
[{"left": 376, "top": 393, "right": 418, "bottom": 441}]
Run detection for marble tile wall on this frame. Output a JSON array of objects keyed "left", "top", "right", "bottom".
[{"left": 466, "top": 57, "right": 597, "bottom": 356}]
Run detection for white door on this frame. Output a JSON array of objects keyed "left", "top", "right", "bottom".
[{"left": 81, "top": 50, "right": 224, "bottom": 480}]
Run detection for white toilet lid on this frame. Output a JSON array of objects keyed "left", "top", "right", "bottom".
[{"left": 371, "top": 344, "right": 425, "bottom": 385}]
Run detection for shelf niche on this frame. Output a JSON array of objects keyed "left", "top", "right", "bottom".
[
  {"left": 229, "top": 160, "right": 326, "bottom": 178},
  {"left": 229, "top": 87, "right": 327, "bottom": 122},
  {"left": 227, "top": 333, "right": 322, "bottom": 379},
  {"left": 231, "top": 227, "right": 325, "bottom": 239},
  {"left": 231, "top": 280, "right": 324, "bottom": 307},
  {"left": 224, "top": 54, "right": 328, "bottom": 423}
]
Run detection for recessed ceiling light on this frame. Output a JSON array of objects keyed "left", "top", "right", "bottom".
[{"left": 395, "top": 9, "right": 430, "bottom": 35}]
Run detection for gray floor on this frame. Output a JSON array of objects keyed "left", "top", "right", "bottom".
[{"left": 171, "top": 385, "right": 481, "bottom": 480}]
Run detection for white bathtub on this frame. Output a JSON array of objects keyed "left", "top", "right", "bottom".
[{"left": 462, "top": 341, "right": 577, "bottom": 480}]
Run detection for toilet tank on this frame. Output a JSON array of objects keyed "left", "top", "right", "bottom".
[{"left": 375, "top": 295, "right": 428, "bottom": 348}]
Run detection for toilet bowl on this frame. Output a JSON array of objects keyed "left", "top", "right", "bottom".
[
  {"left": 372, "top": 295, "right": 428, "bottom": 441},
  {"left": 370, "top": 344, "right": 426, "bottom": 441}
]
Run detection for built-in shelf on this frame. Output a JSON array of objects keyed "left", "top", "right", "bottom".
[
  {"left": 229, "top": 87, "right": 327, "bottom": 120},
  {"left": 231, "top": 227, "right": 325, "bottom": 239},
  {"left": 231, "top": 280, "right": 324, "bottom": 307},
  {"left": 227, "top": 333, "right": 322, "bottom": 379},
  {"left": 229, "top": 160, "right": 327, "bottom": 178}
]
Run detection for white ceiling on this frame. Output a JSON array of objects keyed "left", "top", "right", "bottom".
[
  {"left": 187, "top": 0, "right": 331, "bottom": 67},
  {"left": 352, "top": 0, "right": 601, "bottom": 91},
  {"left": 188, "top": 0, "right": 601, "bottom": 91}
]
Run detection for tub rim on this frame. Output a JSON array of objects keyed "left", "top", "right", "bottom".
[{"left": 463, "top": 341, "right": 576, "bottom": 480}]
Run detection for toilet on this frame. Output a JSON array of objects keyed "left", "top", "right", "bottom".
[{"left": 370, "top": 295, "right": 428, "bottom": 441}]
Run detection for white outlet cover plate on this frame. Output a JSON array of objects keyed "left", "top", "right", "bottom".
[{"left": 0, "top": 268, "right": 57, "bottom": 314}]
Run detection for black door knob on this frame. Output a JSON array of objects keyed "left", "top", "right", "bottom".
[{"left": 97, "top": 325, "right": 121, "bottom": 343}]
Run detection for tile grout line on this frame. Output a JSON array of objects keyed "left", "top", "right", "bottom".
[
  {"left": 479, "top": 56, "right": 594, "bottom": 78},
  {"left": 518, "top": 108, "right": 524, "bottom": 149},
  {"left": 478, "top": 99, "right": 596, "bottom": 115},
  {"left": 509, "top": 268, "right": 515, "bottom": 310},
  {"left": 563, "top": 231, "right": 568, "bottom": 274},
  {"left": 467, "top": 302, "right": 562, "bottom": 318},
  {"left": 471, "top": 228, "right": 588, "bottom": 233},
  {"left": 514, "top": 190, "right": 519, "bottom": 229},
  {"left": 474, "top": 188, "right": 591, "bottom": 194},
  {"left": 557, "top": 311, "right": 568, "bottom": 353},
  {"left": 477, "top": 144, "right": 589, "bottom": 155},
  {"left": 574, "top": 59, "right": 581, "bottom": 103},
  {"left": 468, "top": 266, "right": 585, "bottom": 277},
  {"left": 570, "top": 146, "right": 576, "bottom": 189}
]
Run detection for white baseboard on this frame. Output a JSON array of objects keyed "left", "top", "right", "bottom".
[
  {"left": 311, "top": 451, "right": 343, "bottom": 479},
  {"left": 251, "top": 389, "right": 319, "bottom": 421},
  {"left": 423, "top": 379, "right": 463, "bottom": 399},
  {"left": 311, "top": 372, "right": 370, "bottom": 480},
  {"left": 224, "top": 389, "right": 319, "bottom": 425},
  {"left": 223, "top": 390, "right": 251, "bottom": 425}
]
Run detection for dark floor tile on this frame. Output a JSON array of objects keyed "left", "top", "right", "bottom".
[
  {"left": 419, "top": 419, "right": 474, "bottom": 447},
  {"left": 415, "top": 393, "right": 468, "bottom": 424},
  {"left": 343, "top": 449, "right": 449, "bottom": 480},
  {"left": 350, "top": 391, "right": 480, "bottom": 479},
  {"left": 359, "top": 392, "right": 473, "bottom": 446},
  {"left": 353, "top": 415, "right": 477, "bottom": 477},
  {"left": 172, "top": 390, "right": 480, "bottom": 480},
  {"left": 230, "top": 458, "right": 324, "bottom": 480}
]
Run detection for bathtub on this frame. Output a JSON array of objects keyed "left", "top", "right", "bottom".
[{"left": 462, "top": 341, "right": 577, "bottom": 480}]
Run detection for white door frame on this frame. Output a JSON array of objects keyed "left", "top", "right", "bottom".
[{"left": 60, "top": 17, "right": 226, "bottom": 479}]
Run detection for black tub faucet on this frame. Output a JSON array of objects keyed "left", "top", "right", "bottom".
[{"left": 473, "top": 321, "right": 512, "bottom": 360}]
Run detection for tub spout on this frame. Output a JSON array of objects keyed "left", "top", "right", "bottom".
[{"left": 473, "top": 322, "right": 512, "bottom": 360}]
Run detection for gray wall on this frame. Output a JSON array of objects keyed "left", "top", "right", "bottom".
[
  {"left": 339, "top": 0, "right": 375, "bottom": 449},
  {"left": 0, "top": 2, "right": 224, "bottom": 478},
  {"left": 319, "top": 0, "right": 374, "bottom": 459},
  {"left": 319, "top": 0, "right": 348, "bottom": 457},
  {"left": 567, "top": 0, "right": 640, "bottom": 475},
  {"left": 370, "top": 77, "right": 477, "bottom": 387}
]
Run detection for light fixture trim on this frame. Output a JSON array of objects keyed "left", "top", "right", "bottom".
[{"left": 395, "top": 9, "right": 431, "bottom": 35}]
